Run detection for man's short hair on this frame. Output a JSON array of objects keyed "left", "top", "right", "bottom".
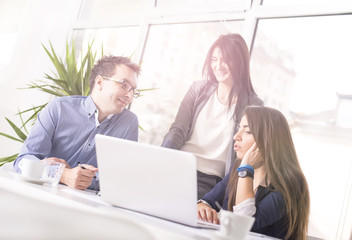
[{"left": 89, "top": 55, "right": 141, "bottom": 93}]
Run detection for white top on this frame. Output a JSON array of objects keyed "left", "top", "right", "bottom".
[
  {"left": 233, "top": 198, "right": 256, "bottom": 216},
  {"left": 181, "top": 91, "right": 235, "bottom": 178}
]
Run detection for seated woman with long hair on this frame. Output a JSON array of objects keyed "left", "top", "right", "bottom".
[{"left": 197, "top": 106, "right": 310, "bottom": 240}]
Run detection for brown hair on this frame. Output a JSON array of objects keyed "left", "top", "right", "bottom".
[
  {"left": 89, "top": 55, "right": 140, "bottom": 93},
  {"left": 227, "top": 106, "right": 310, "bottom": 240},
  {"left": 202, "top": 33, "right": 257, "bottom": 117}
]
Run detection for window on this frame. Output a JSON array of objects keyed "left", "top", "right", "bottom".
[
  {"left": 156, "top": 0, "right": 251, "bottom": 12},
  {"left": 251, "top": 15, "right": 352, "bottom": 239},
  {"left": 263, "top": 0, "right": 350, "bottom": 5},
  {"left": 79, "top": 0, "right": 150, "bottom": 23},
  {"left": 251, "top": 15, "right": 352, "bottom": 125},
  {"left": 74, "top": 27, "right": 141, "bottom": 58},
  {"left": 0, "top": 0, "right": 25, "bottom": 74}
]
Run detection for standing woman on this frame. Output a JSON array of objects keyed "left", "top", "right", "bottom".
[
  {"left": 198, "top": 106, "right": 310, "bottom": 240},
  {"left": 162, "top": 34, "right": 263, "bottom": 199}
]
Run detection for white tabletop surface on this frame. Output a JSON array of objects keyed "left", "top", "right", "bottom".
[{"left": 0, "top": 167, "right": 277, "bottom": 240}]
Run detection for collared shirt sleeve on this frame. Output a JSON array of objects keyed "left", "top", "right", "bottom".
[
  {"left": 13, "top": 99, "right": 59, "bottom": 172},
  {"left": 197, "top": 199, "right": 212, "bottom": 208},
  {"left": 201, "top": 172, "right": 230, "bottom": 211},
  {"left": 233, "top": 198, "right": 256, "bottom": 216}
]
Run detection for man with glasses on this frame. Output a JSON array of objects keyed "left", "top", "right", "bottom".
[{"left": 14, "top": 56, "right": 140, "bottom": 191}]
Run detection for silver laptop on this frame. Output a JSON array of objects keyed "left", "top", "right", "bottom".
[{"left": 95, "top": 134, "right": 219, "bottom": 229}]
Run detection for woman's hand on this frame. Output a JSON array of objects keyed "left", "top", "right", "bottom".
[
  {"left": 241, "top": 143, "right": 263, "bottom": 169},
  {"left": 197, "top": 203, "right": 220, "bottom": 224}
]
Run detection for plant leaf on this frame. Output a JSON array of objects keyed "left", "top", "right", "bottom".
[
  {"left": 0, "top": 132, "right": 24, "bottom": 142},
  {"left": 5, "top": 117, "right": 27, "bottom": 141},
  {"left": 0, "top": 40, "right": 100, "bottom": 160},
  {"left": 138, "top": 88, "right": 160, "bottom": 92},
  {"left": 18, "top": 104, "right": 47, "bottom": 128},
  {"left": 138, "top": 125, "right": 146, "bottom": 132},
  {"left": 0, "top": 154, "right": 18, "bottom": 165}
]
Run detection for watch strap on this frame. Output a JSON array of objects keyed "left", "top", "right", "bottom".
[{"left": 238, "top": 170, "right": 254, "bottom": 178}]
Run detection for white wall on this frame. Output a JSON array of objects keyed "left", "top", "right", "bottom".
[{"left": 0, "top": 0, "right": 81, "bottom": 158}]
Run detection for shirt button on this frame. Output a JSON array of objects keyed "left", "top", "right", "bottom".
[{"left": 88, "top": 144, "right": 91, "bottom": 147}]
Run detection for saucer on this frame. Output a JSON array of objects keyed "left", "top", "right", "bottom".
[{"left": 9, "top": 172, "right": 47, "bottom": 185}]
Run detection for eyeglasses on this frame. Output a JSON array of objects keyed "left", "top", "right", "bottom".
[{"left": 102, "top": 76, "right": 140, "bottom": 98}]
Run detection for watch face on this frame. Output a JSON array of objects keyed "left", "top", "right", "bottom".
[
  {"left": 238, "top": 170, "right": 253, "bottom": 178},
  {"left": 238, "top": 171, "right": 247, "bottom": 177}
]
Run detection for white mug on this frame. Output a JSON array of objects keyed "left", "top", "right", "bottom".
[
  {"left": 18, "top": 159, "right": 46, "bottom": 179},
  {"left": 218, "top": 210, "right": 255, "bottom": 240}
]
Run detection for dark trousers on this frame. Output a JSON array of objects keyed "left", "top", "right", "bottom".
[{"left": 197, "top": 170, "right": 222, "bottom": 200}]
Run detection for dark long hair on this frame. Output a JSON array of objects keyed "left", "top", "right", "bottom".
[
  {"left": 227, "top": 106, "right": 310, "bottom": 240},
  {"left": 202, "top": 33, "right": 256, "bottom": 118}
]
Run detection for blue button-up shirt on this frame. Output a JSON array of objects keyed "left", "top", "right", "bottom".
[{"left": 14, "top": 95, "right": 138, "bottom": 190}]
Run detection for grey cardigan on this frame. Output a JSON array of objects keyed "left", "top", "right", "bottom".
[{"left": 161, "top": 80, "right": 263, "bottom": 175}]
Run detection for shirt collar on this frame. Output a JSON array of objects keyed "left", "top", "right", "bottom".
[
  {"left": 84, "top": 96, "right": 114, "bottom": 126},
  {"left": 84, "top": 95, "right": 98, "bottom": 118},
  {"left": 95, "top": 111, "right": 113, "bottom": 126}
]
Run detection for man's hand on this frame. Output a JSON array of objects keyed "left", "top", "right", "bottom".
[
  {"left": 197, "top": 202, "right": 220, "bottom": 224},
  {"left": 60, "top": 164, "right": 98, "bottom": 190},
  {"left": 40, "top": 157, "right": 70, "bottom": 168}
]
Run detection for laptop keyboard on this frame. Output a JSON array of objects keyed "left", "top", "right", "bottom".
[{"left": 197, "top": 220, "right": 220, "bottom": 230}]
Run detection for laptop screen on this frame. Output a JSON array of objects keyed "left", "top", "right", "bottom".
[{"left": 95, "top": 134, "right": 200, "bottom": 227}]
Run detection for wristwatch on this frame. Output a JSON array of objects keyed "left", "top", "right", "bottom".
[{"left": 238, "top": 170, "right": 254, "bottom": 178}]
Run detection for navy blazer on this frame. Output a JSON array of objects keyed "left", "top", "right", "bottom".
[{"left": 202, "top": 173, "right": 289, "bottom": 239}]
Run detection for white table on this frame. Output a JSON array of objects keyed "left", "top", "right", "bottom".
[{"left": 0, "top": 169, "right": 277, "bottom": 240}]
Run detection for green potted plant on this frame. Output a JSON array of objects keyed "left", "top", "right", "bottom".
[{"left": 0, "top": 40, "right": 98, "bottom": 165}]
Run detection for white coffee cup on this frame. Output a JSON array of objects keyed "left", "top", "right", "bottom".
[
  {"left": 18, "top": 159, "right": 46, "bottom": 179},
  {"left": 217, "top": 210, "right": 255, "bottom": 240}
]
